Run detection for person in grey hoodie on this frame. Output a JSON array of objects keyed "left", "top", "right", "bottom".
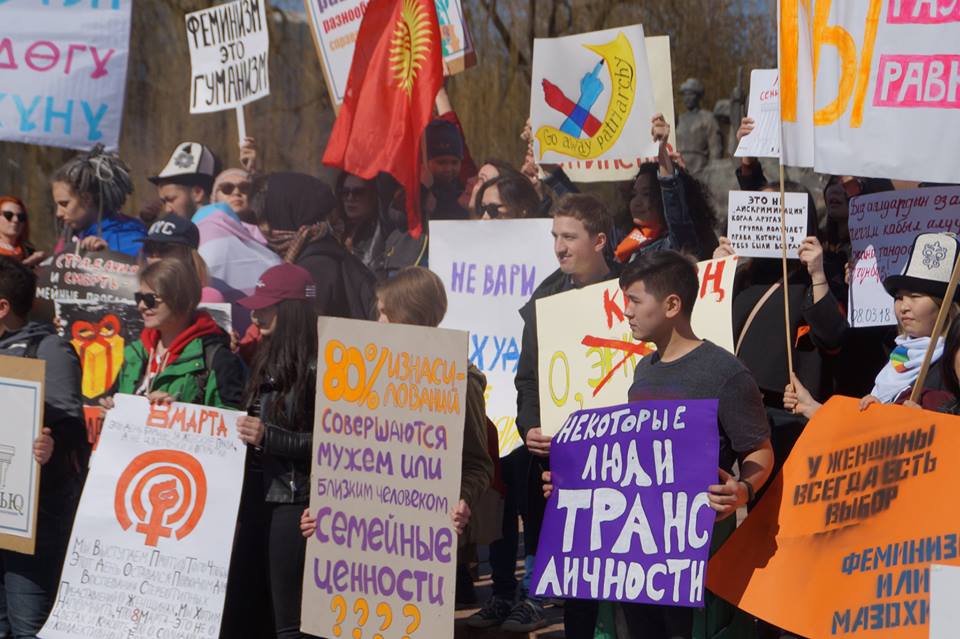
[{"left": 0, "top": 256, "right": 88, "bottom": 638}]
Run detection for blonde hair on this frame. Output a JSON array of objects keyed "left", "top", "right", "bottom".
[
  {"left": 377, "top": 266, "right": 447, "bottom": 328},
  {"left": 140, "top": 258, "right": 201, "bottom": 317}
]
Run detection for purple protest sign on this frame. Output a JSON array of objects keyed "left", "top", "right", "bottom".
[{"left": 531, "top": 399, "right": 719, "bottom": 607}]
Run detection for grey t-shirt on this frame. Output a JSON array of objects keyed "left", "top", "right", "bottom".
[{"left": 628, "top": 340, "right": 770, "bottom": 472}]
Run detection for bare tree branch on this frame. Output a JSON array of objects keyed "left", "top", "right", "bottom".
[{"left": 478, "top": 0, "right": 531, "bottom": 80}]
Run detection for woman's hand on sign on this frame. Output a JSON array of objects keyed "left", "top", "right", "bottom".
[
  {"left": 902, "top": 399, "right": 922, "bottom": 410},
  {"left": 708, "top": 468, "right": 747, "bottom": 520},
  {"left": 650, "top": 113, "right": 670, "bottom": 145},
  {"left": 33, "top": 427, "right": 54, "bottom": 466},
  {"left": 542, "top": 470, "right": 553, "bottom": 499},
  {"left": 525, "top": 427, "right": 551, "bottom": 457},
  {"left": 79, "top": 236, "right": 108, "bottom": 252},
  {"left": 713, "top": 236, "right": 736, "bottom": 260},
  {"left": 99, "top": 395, "right": 115, "bottom": 416},
  {"left": 300, "top": 507, "right": 317, "bottom": 539},
  {"left": 799, "top": 237, "right": 826, "bottom": 280},
  {"left": 784, "top": 373, "right": 822, "bottom": 419},
  {"left": 22, "top": 251, "right": 46, "bottom": 269},
  {"left": 240, "top": 137, "right": 258, "bottom": 173},
  {"left": 237, "top": 415, "right": 265, "bottom": 446},
  {"left": 451, "top": 499, "right": 471, "bottom": 535},
  {"left": 859, "top": 394, "right": 881, "bottom": 411},
  {"left": 736, "top": 117, "right": 755, "bottom": 142}
]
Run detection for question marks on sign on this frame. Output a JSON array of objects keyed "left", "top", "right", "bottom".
[
  {"left": 373, "top": 602, "right": 392, "bottom": 639},
  {"left": 401, "top": 604, "right": 421, "bottom": 639},
  {"left": 331, "top": 595, "right": 347, "bottom": 637},
  {"left": 352, "top": 599, "right": 370, "bottom": 639}
]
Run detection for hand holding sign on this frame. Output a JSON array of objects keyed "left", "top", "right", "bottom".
[{"left": 708, "top": 468, "right": 748, "bottom": 521}]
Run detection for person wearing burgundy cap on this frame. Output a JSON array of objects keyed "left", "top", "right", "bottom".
[{"left": 235, "top": 262, "right": 319, "bottom": 639}]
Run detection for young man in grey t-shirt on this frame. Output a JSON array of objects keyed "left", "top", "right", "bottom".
[{"left": 546, "top": 250, "right": 774, "bottom": 639}]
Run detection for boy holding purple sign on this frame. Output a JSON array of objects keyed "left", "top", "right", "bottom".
[{"left": 543, "top": 250, "right": 774, "bottom": 639}]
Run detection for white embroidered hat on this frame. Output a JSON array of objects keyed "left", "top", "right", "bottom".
[{"left": 883, "top": 232, "right": 960, "bottom": 301}]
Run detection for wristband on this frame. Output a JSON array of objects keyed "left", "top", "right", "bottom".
[
  {"left": 812, "top": 280, "right": 828, "bottom": 287},
  {"left": 740, "top": 479, "right": 756, "bottom": 503}
]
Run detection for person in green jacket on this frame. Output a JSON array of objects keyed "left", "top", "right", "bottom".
[{"left": 112, "top": 258, "right": 246, "bottom": 407}]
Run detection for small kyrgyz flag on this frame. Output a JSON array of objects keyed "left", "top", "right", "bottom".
[{"left": 322, "top": 0, "right": 443, "bottom": 239}]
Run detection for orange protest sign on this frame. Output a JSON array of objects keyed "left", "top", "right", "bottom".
[{"left": 708, "top": 396, "right": 960, "bottom": 638}]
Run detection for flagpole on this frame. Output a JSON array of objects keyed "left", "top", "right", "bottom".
[{"left": 778, "top": 103, "right": 795, "bottom": 382}]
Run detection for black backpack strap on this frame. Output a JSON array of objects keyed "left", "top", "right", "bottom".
[
  {"left": 23, "top": 334, "right": 45, "bottom": 360},
  {"left": 194, "top": 340, "right": 225, "bottom": 404}
]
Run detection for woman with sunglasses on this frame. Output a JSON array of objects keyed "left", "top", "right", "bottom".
[
  {"left": 334, "top": 172, "right": 385, "bottom": 273},
  {"left": 0, "top": 196, "right": 44, "bottom": 267},
  {"left": 233, "top": 262, "right": 320, "bottom": 639},
  {"left": 213, "top": 169, "right": 254, "bottom": 220},
  {"left": 110, "top": 258, "right": 245, "bottom": 407},
  {"left": 473, "top": 174, "right": 541, "bottom": 220}
]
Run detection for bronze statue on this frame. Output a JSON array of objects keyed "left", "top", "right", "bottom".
[{"left": 677, "top": 78, "right": 723, "bottom": 176}]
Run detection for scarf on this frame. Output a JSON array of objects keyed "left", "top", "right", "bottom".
[{"left": 870, "top": 334, "right": 943, "bottom": 404}]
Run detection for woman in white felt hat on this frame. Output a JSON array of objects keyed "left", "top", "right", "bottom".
[{"left": 786, "top": 232, "right": 960, "bottom": 416}]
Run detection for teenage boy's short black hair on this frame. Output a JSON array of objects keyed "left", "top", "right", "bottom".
[
  {"left": 0, "top": 256, "right": 37, "bottom": 318},
  {"left": 619, "top": 250, "right": 699, "bottom": 318}
]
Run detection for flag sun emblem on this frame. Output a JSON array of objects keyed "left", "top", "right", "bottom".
[{"left": 389, "top": 0, "right": 431, "bottom": 96}]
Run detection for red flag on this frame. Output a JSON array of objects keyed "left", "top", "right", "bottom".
[{"left": 322, "top": 0, "right": 443, "bottom": 239}]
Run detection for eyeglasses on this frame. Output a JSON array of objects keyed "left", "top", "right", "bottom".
[
  {"left": 1, "top": 210, "right": 26, "bottom": 223},
  {"left": 479, "top": 203, "right": 503, "bottom": 219},
  {"left": 134, "top": 292, "right": 163, "bottom": 309},
  {"left": 218, "top": 182, "right": 252, "bottom": 196},
  {"left": 341, "top": 187, "right": 371, "bottom": 200}
]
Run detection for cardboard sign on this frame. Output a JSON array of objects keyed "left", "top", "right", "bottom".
[
  {"left": 847, "top": 186, "right": 960, "bottom": 327},
  {"left": 780, "top": 1, "right": 960, "bottom": 182},
  {"left": 535, "top": 257, "right": 737, "bottom": 436},
  {"left": 301, "top": 317, "right": 468, "bottom": 639},
  {"left": 726, "top": 190, "right": 808, "bottom": 259},
  {"left": 0, "top": 355, "right": 44, "bottom": 555},
  {"left": 561, "top": 35, "right": 675, "bottom": 183},
  {"left": 735, "top": 69, "right": 780, "bottom": 159},
  {"left": 531, "top": 400, "right": 719, "bottom": 606},
  {"left": 40, "top": 395, "right": 246, "bottom": 638},
  {"left": 0, "top": 1, "right": 132, "bottom": 151},
  {"left": 36, "top": 247, "right": 140, "bottom": 306},
  {"left": 185, "top": 0, "right": 270, "bottom": 114},
  {"left": 930, "top": 564, "right": 960, "bottom": 638},
  {"left": 304, "top": 0, "right": 476, "bottom": 108},
  {"left": 531, "top": 25, "right": 658, "bottom": 164},
  {"left": 708, "top": 397, "right": 960, "bottom": 638},
  {"left": 431, "top": 219, "right": 556, "bottom": 457}
]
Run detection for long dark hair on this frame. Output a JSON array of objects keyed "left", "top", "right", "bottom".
[
  {"left": 245, "top": 299, "right": 319, "bottom": 430},
  {"left": 942, "top": 318, "right": 960, "bottom": 399}
]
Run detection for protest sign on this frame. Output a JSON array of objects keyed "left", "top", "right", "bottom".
[
  {"left": 726, "top": 190, "right": 808, "bottom": 259},
  {"left": 301, "top": 317, "right": 468, "bottom": 639},
  {"left": 305, "top": 0, "right": 476, "bottom": 108},
  {"left": 0, "top": 1, "right": 132, "bottom": 151},
  {"left": 36, "top": 247, "right": 140, "bottom": 306},
  {"left": 431, "top": 219, "right": 555, "bottom": 457},
  {"left": 531, "top": 400, "right": 719, "bottom": 606},
  {"left": 734, "top": 69, "right": 780, "bottom": 159},
  {"left": 185, "top": 0, "right": 270, "bottom": 114},
  {"left": 561, "top": 35, "right": 675, "bottom": 183},
  {"left": 847, "top": 186, "right": 960, "bottom": 327},
  {"left": 536, "top": 257, "right": 737, "bottom": 436},
  {"left": 40, "top": 395, "right": 245, "bottom": 639},
  {"left": 708, "top": 397, "right": 960, "bottom": 638},
  {"left": 780, "top": 1, "right": 960, "bottom": 183},
  {"left": 0, "top": 355, "right": 44, "bottom": 555},
  {"left": 531, "top": 25, "right": 658, "bottom": 164},
  {"left": 930, "top": 564, "right": 960, "bottom": 638}
]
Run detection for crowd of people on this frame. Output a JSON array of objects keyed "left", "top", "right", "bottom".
[{"left": 0, "top": 84, "right": 956, "bottom": 639}]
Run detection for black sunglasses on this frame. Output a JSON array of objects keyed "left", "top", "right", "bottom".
[
  {"left": 340, "top": 186, "right": 371, "bottom": 199},
  {"left": 218, "top": 182, "right": 252, "bottom": 196},
  {"left": 134, "top": 292, "right": 163, "bottom": 309},
  {"left": 1, "top": 211, "right": 26, "bottom": 223},
  {"left": 478, "top": 203, "right": 503, "bottom": 219}
]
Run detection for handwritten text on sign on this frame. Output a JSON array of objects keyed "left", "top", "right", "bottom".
[
  {"left": 185, "top": 0, "right": 270, "bottom": 114},
  {"left": 0, "top": 1, "right": 132, "bottom": 150},
  {"left": 302, "top": 318, "right": 468, "bottom": 639},
  {"left": 708, "top": 397, "right": 960, "bottom": 639},
  {"left": 40, "top": 395, "right": 245, "bottom": 639},
  {"left": 536, "top": 257, "right": 737, "bottom": 436},
  {"left": 532, "top": 400, "right": 719, "bottom": 606},
  {"left": 726, "top": 190, "right": 808, "bottom": 259}
]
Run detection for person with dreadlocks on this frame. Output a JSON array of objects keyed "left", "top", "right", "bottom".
[{"left": 51, "top": 144, "right": 145, "bottom": 257}]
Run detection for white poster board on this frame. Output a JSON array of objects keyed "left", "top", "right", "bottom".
[
  {"left": 780, "top": 0, "right": 960, "bottom": 182},
  {"left": 930, "top": 564, "right": 960, "bottom": 639},
  {"left": 304, "top": 0, "right": 476, "bottom": 108},
  {"left": 735, "top": 69, "right": 781, "bottom": 159},
  {"left": 531, "top": 25, "right": 658, "bottom": 165},
  {"left": 727, "top": 190, "right": 808, "bottom": 259},
  {"left": 40, "top": 395, "right": 246, "bottom": 639},
  {"left": 186, "top": 0, "right": 271, "bottom": 114},
  {"left": 847, "top": 186, "right": 960, "bottom": 327},
  {"left": 561, "top": 35, "right": 675, "bottom": 183},
  {"left": 431, "top": 219, "right": 556, "bottom": 457},
  {"left": 0, "top": 355, "right": 44, "bottom": 555},
  {"left": 0, "top": 1, "right": 132, "bottom": 150}
]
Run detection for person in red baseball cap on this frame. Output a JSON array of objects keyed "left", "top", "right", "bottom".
[{"left": 234, "top": 262, "right": 318, "bottom": 639}]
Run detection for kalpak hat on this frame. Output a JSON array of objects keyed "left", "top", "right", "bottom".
[{"left": 883, "top": 232, "right": 960, "bottom": 302}]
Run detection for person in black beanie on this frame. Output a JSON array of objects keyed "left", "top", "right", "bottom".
[{"left": 425, "top": 119, "right": 470, "bottom": 220}]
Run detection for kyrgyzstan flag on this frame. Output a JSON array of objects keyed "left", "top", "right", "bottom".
[{"left": 322, "top": 0, "right": 443, "bottom": 239}]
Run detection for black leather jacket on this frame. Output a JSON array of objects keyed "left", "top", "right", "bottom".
[{"left": 255, "top": 364, "right": 315, "bottom": 503}]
